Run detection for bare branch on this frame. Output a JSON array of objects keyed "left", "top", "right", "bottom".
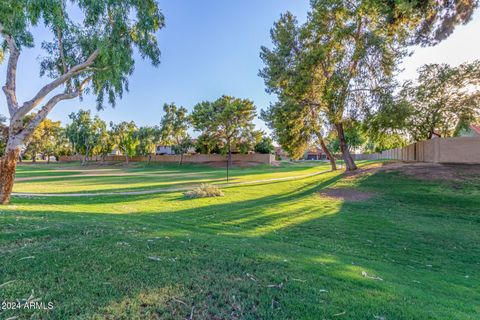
[
  {"left": 15, "top": 49, "right": 99, "bottom": 120},
  {"left": 0, "top": 25, "right": 20, "bottom": 116}
]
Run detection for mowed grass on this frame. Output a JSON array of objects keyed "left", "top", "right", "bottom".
[
  {"left": 1, "top": 161, "right": 479, "bottom": 319},
  {"left": 12, "top": 161, "right": 331, "bottom": 194}
]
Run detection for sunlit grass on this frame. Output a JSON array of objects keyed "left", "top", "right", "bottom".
[{"left": 1, "top": 161, "right": 479, "bottom": 319}]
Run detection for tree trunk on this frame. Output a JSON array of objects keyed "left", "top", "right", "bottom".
[
  {"left": 0, "top": 145, "right": 20, "bottom": 205},
  {"left": 319, "top": 138, "right": 336, "bottom": 171},
  {"left": 227, "top": 141, "right": 232, "bottom": 182},
  {"left": 47, "top": 154, "right": 50, "bottom": 164},
  {"left": 180, "top": 153, "right": 184, "bottom": 165},
  {"left": 125, "top": 154, "right": 129, "bottom": 165},
  {"left": 148, "top": 154, "right": 152, "bottom": 164},
  {"left": 335, "top": 123, "right": 357, "bottom": 171}
]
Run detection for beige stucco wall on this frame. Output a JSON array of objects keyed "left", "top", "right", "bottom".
[
  {"left": 59, "top": 153, "right": 275, "bottom": 164},
  {"left": 354, "top": 137, "right": 480, "bottom": 164}
]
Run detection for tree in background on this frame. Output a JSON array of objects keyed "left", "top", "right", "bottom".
[
  {"left": 254, "top": 136, "right": 275, "bottom": 154},
  {"left": 110, "top": 121, "right": 139, "bottom": 165},
  {"left": 53, "top": 128, "right": 74, "bottom": 160},
  {"left": 261, "top": 98, "right": 337, "bottom": 170},
  {"left": 159, "top": 103, "right": 191, "bottom": 165},
  {"left": 171, "top": 137, "right": 193, "bottom": 165},
  {"left": 66, "top": 110, "right": 104, "bottom": 165},
  {"left": 192, "top": 96, "right": 257, "bottom": 175},
  {"left": 24, "top": 118, "right": 62, "bottom": 163},
  {"left": 194, "top": 133, "right": 222, "bottom": 155},
  {"left": 136, "top": 126, "right": 160, "bottom": 163},
  {"left": 327, "top": 119, "right": 365, "bottom": 154},
  {"left": 373, "top": 61, "right": 480, "bottom": 141},
  {"left": 96, "top": 128, "right": 115, "bottom": 162},
  {"left": 236, "top": 130, "right": 263, "bottom": 155},
  {"left": 0, "top": 1, "right": 164, "bottom": 204}
]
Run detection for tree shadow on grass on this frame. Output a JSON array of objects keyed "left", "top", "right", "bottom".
[{"left": 1, "top": 170, "right": 479, "bottom": 319}]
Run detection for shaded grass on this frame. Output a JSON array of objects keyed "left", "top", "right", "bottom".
[{"left": 0, "top": 162, "right": 479, "bottom": 319}]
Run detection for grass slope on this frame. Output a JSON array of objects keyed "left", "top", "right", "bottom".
[{"left": 1, "top": 162, "right": 479, "bottom": 319}]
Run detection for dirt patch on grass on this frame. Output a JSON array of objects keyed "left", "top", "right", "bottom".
[
  {"left": 342, "top": 162, "right": 388, "bottom": 180},
  {"left": 319, "top": 188, "right": 376, "bottom": 202}
]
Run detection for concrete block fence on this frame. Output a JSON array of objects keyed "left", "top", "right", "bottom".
[
  {"left": 59, "top": 153, "right": 275, "bottom": 165},
  {"left": 352, "top": 137, "right": 480, "bottom": 164}
]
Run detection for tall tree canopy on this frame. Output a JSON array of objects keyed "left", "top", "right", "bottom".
[
  {"left": 110, "top": 121, "right": 138, "bottom": 165},
  {"left": 260, "top": 0, "right": 407, "bottom": 170},
  {"left": 380, "top": 0, "right": 478, "bottom": 46},
  {"left": 377, "top": 61, "right": 480, "bottom": 141},
  {"left": 191, "top": 96, "right": 257, "bottom": 168},
  {"left": 0, "top": 0, "right": 164, "bottom": 204},
  {"left": 65, "top": 110, "right": 105, "bottom": 164},
  {"left": 159, "top": 103, "right": 191, "bottom": 164},
  {"left": 135, "top": 126, "right": 160, "bottom": 163},
  {"left": 24, "top": 118, "right": 62, "bottom": 163}
]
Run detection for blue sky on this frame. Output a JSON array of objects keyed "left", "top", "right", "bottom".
[{"left": 1, "top": 1, "right": 479, "bottom": 133}]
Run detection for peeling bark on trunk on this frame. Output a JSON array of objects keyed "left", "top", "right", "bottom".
[
  {"left": 319, "top": 138, "right": 336, "bottom": 171},
  {"left": 0, "top": 146, "right": 20, "bottom": 204},
  {"left": 335, "top": 122, "right": 357, "bottom": 171}
]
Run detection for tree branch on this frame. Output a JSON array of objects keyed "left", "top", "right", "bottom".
[
  {"left": 0, "top": 25, "right": 20, "bottom": 116},
  {"left": 14, "top": 49, "right": 99, "bottom": 121},
  {"left": 18, "top": 76, "right": 93, "bottom": 141}
]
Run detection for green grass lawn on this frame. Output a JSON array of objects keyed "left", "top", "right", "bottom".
[
  {"left": 12, "top": 161, "right": 332, "bottom": 194},
  {"left": 1, "top": 161, "right": 479, "bottom": 319}
]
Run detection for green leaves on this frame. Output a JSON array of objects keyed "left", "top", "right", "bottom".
[
  {"left": 159, "top": 103, "right": 190, "bottom": 147},
  {"left": 0, "top": 0, "right": 165, "bottom": 110},
  {"left": 135, "top": 126, "right": 160, "bottom": 157},
  {"left": 66, "top": 109, "right": 106, "bottom": 156},
  {"left": 110, "top": 121, "right": 139, "bottom": 157},
  {"left": 191, "top": 96, "right": 257, "bottom": 154},
  {"left": 397, "top": 60, "right": 480, "bottom": 140}
]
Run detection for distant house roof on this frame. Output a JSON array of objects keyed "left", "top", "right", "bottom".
[
  {"left": 470, "top": 124, "right": 480, "bottom": 135},
  {"left": 305, "top": 147, "right": 325, "bottom": 155}
]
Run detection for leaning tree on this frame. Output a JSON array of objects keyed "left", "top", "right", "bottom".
[
  {"left": 0, "top": 0, "right": 164, "bottom": 204},
  {"left": 261, "top": 98, "right": 337, "bottom": 171},
  {"left": 260, "top": 3, "right": 406, "bottom": 171}
]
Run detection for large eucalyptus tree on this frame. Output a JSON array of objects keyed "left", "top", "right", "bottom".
[{"left": 0, "top": 0, "right": 164, "bottom": 204}]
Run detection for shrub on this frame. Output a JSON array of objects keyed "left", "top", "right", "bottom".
[{"left": 184, "top": 184, "right": 224, "bottom": 199}]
